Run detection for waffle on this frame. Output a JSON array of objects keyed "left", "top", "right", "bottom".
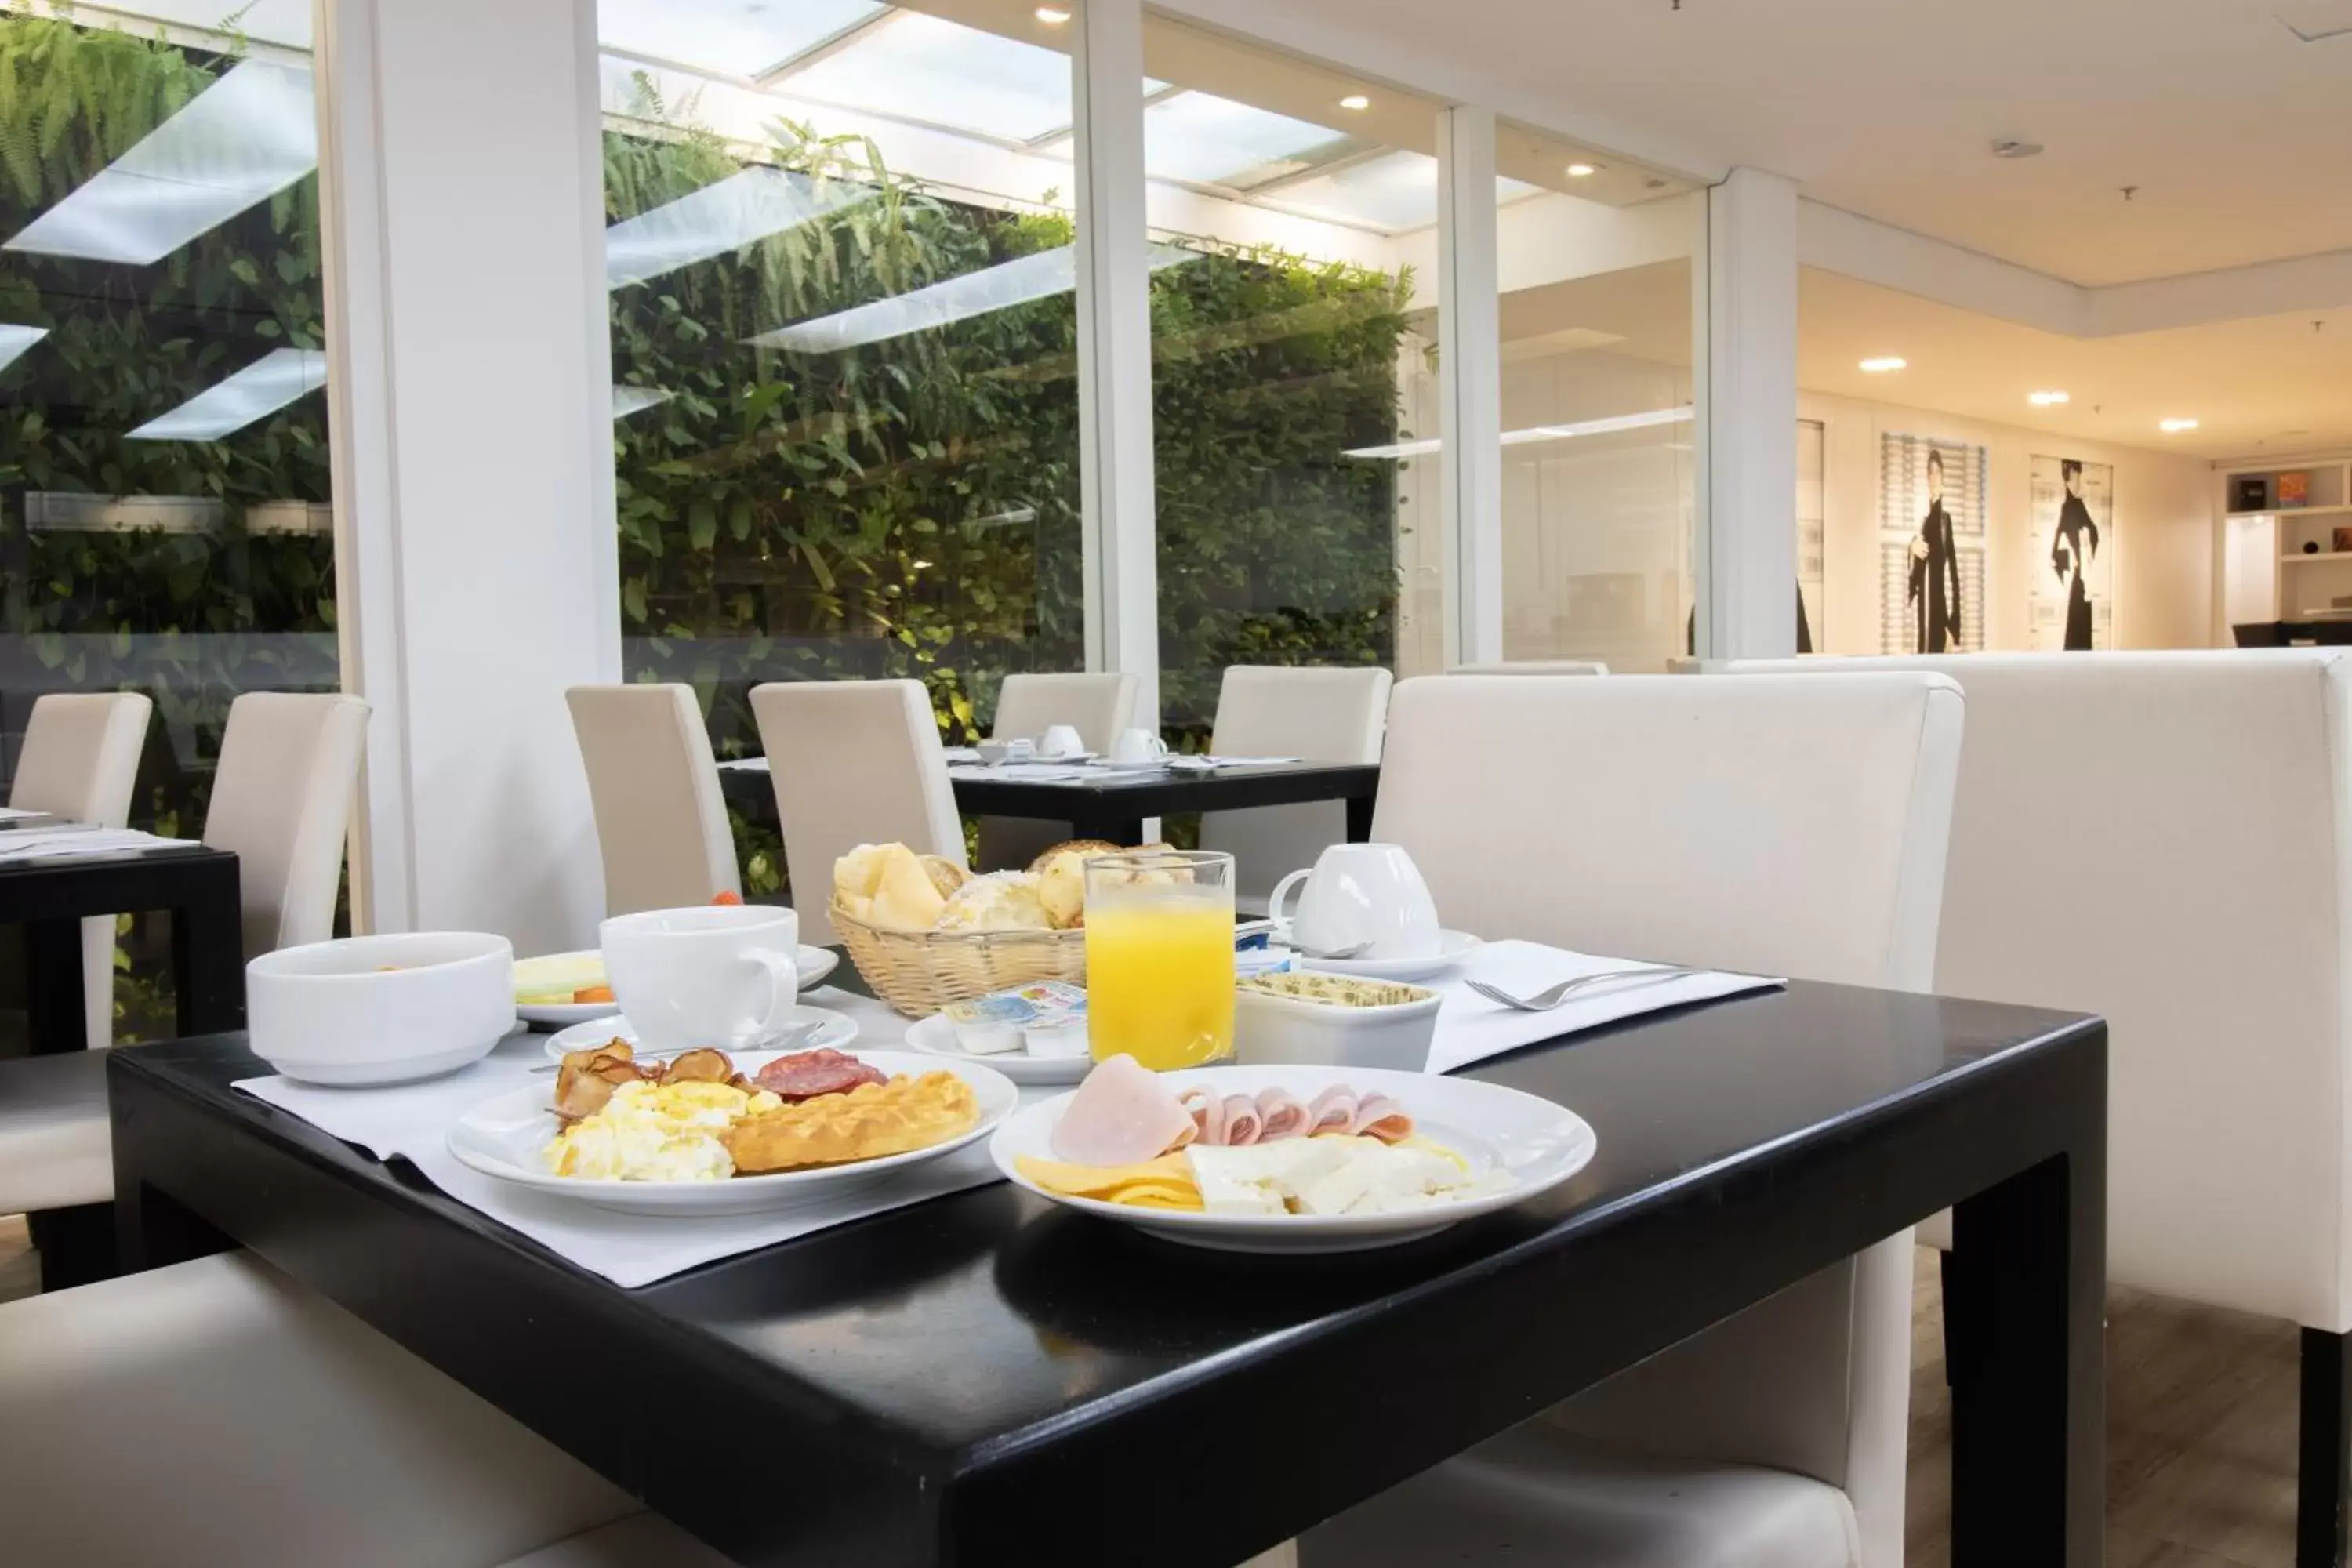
[{"left": 723, "top": 1071, "right": 979, "bottom": 1172}]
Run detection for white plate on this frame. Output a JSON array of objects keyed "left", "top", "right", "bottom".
[
  {"left": 450, "top": 1048, "right": 1015, "bottom": 1216},
  {"left": 902, "top": 1012, "right": 1091, "bottom": 1085},
  {"left": 518, "top": 946, "right": 840, "bottom": 1028},
  {"left": 541, "top": 1004, "right": 857, "bottom": 1063},
  {"left": 1289, "top": 929, "right": 1483, "bottom": 982},
  {"left": 992, "top": 1063, "right": 1595, "bottom": 1253}
]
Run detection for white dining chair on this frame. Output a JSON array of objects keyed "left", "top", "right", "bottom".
[
  {"left": 1303, "top": 671, "right": 1964, "bottom": 1568},
  {"left": 974, "top": 670, "right": 1137, "bottom": 872},
  {"left": 1446, "top": 659, "right": 1609, "bottom": 676},
  {"left": 1197, "top": 666, "right": 1392, "bottom": 914},
  {"left": 749, "top": 679, "right": 964, "bottom": 945},
  {"left": 8, "top": 691, "right": 153, "bottom": 1051},
  {"left": 565, "top": 684, "right": 739, "bottom": 915}
]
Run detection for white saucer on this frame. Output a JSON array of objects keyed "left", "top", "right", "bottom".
[
  {"left": 542, "top": 1004, "right": 858, "bottom": 1063},
  {"left": 1290, "top": 930, "right": 1483, "bottom": 982},
  {"left": 519, "top": 946, "right": 838, "bottom": 1028},
  {"left": 903, "top": 1013, "right": 1091, "bottom": 1085}
]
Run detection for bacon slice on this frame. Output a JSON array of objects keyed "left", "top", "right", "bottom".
[
  {"left": 1306, "top": 1086, "right": 1359, "bottom": 1138},
  {"left": 1254, "top": 1087, "right": 1309, "bottom": 1142},
  {"left": 1351, "top": 1092, "right": 1414, "bottom": 1143},
  {"left": 1221, "top": 1094, "right": 1264, "bottom": 1146}
]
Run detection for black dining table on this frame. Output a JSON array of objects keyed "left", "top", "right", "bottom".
[
  {"left": 2, "top": 838, "right": 244, "bottom": 1055},
  {"left": 107, "top": 975, "right": 2104, "bottom": 1567},
  {"left": 720, "top": 757, "right": 1381, "bottom": 846}
]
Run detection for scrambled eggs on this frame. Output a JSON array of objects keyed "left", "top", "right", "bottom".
[{"left": 542, "top": 1079, "right": 781, "bottom": 1181}]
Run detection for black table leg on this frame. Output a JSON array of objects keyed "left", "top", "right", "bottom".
[
  {"left": 28, "top": 1202, "right": 117, "bottom": 1290},
  {"left": 171, "top": 855, "right": 245, "bottom": 1036},
  {"left": 2301, "top": 1328, "right": 2351, "bottom": 1568},
  {"left": 1067, "top": 814, "right": 1147, "bottom": 848},
  {"left": 1950, "top": 1142, "right": 2105, "bottom": 1566},
  {"left": 24, "top": 916, "right": 89, "bottom": 1055},
  {"left": 110, "top": 1060, "right": 235, "bottom": 1276},
  {"left": 1344, "top": 790, "right": 1376, "bottom": 843}
]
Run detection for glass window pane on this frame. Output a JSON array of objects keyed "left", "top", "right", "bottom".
[
  {"left": 1494, "top": 122, "right": 1702, "bottom": 671},
  {"left": 0, "top": 9, "right": 337, "bottom": 1045},
  {"left": 600, "top": 2, "right": 1080, "bottom": 898}
]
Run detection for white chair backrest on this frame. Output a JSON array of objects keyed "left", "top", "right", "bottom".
[
  {"left": 11, "top": 691, "right": 151, "bottom": 823},
  {"left": 1446, "top": 660, "right": 1608, "bottom": 676},
  {"left": 749, "top": 680, "right": 963, "bottom": 944},
  {"left": 565, "top": 684, "right": 739, "bottom": 916},
  {"left": 1377, "top": 671, "right": 1962, "bottom": 1568},
  {"left": 13, "top": 692, "right": 154, "bottom": 1049},
  {"left": 1728, "top": 648, "right": 2352, "bottom": 1330},
  {"left": 976, "top": 673, "right": 1138, "bottom": 872},
  {"left": 1375, "top": 673, "right": 1962, "bottom": 989},
  {"left": 203, "top": 693, "right": 370, "bottom": 959},
  {"left": 988, "top": 672, "right": 1136, "bottom": 750},
  {"left": 1198, "top": 666, "right": 1392, "bottom": 912}
]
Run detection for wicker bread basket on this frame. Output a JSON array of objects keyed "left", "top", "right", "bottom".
[{"left": 831, "top": 897, "right": 1086, "bottom": 1018}]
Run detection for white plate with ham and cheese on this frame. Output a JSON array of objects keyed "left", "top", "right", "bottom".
[{"left": 992, "top": 1056, "right": 1596, "bottom": 1254}]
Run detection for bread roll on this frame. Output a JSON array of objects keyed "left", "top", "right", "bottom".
[
  {"left": 918, "top": 855, "right": 969, "bottom": 898},
  {"left": 936, "top": 872, "right": 1054, "bottom": 933}
]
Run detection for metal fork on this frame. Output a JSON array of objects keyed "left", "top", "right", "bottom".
[{"left": 1465, "top": 966, "right": 1704, "bottom": 1012}]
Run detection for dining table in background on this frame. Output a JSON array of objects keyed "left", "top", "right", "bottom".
[
  {"left": 108, "top": 973, "right": 2106, "bottom": 1568},
  {"left": 718, "top": 757, "right": 1382, "bottom": 848},
  {"left": 2, "top": 838, "right": 244, "bottom": 1055}
]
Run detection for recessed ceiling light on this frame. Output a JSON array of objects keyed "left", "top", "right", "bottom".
[
  {"left": 1565, "top": 162, "right": 1597, "bottom": 178},
  {"left": 1338, "top": 93, "right": 1370, "bottom": 111},
  {"left": 1859, "top": 356, "right": 1907, "bottom": 373},
  {"left": 1033, "top": 5, "right": 1070, "bottom": 21},
  {"left": 1991, "top": 138, "right": 2045, "bottom": 159},
  {"left": 2160, "top": 417, "right": 2199, "bottom": 433},
  {"left": 2028, "top": 390, "right": 2070, "bottom": 406}
]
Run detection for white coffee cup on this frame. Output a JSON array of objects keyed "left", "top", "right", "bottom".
[
  {"left": 1109, "top": 727, "right": 1168, "bottom": 765},
  {"left": 1038, "top": 724, "right": 1084, "bottom": 759},
  {"left": 600, "top": 904, "right": 801, "bottom": 1053},
  {"left": 1267, "top": 844, "right": 1442, "bottom": 960}
]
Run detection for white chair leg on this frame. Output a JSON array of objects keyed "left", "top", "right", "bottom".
[{"left": 1240, "top": 1542, "right": 1299, "bottom": 1568}]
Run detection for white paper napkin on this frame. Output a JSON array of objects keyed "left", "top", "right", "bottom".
[
  {"left": 1424, "top": 940, "right": 1784, "bottom": 1074},
  {"left": 230, "top": 987, "right": 1022, "bottom": 1289}
]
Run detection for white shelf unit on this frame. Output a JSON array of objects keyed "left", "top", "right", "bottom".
[{"left": 2222, "top": 459, "right": 2352, "bottom": 625}]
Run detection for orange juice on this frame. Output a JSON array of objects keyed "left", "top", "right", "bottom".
[{"left": 1085, "top": 893, "right": 1236, "bottom": 1069}]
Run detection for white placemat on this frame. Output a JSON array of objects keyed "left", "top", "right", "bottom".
[
  {"left": 231, "top": 987, "right": 1021, "bottom": 1289},
  {"left": 1425, "top": 941, "right": 1784, "bottom": 1074},
  {"left": 0, "top": 828, "right": 198, "bottom": 862}
]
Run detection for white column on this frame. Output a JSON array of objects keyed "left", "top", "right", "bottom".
[
  {"left": 1072, "top": 0, "right": 1160, "bottom": 724},
  {"left": 1437, "top": 106, "right": 1503, "bottom": 667},
  {"left": 318, "top": 0, "right": 619, "bottom": 951},
  {"left": 1698, "top": 166, "right": 1800, "bottom": 659}
]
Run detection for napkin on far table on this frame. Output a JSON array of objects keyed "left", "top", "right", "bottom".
[{"left": 1425, "top": 940, "right": 1784, "bottom": 1074}]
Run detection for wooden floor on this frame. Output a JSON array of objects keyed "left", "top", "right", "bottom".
[{"left": 0, "top": 1226, "right": 2303, "bottom": 1565}]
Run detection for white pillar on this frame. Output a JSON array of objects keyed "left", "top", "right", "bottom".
[
  {"left": 1072, "top": 0, "right": 1159, "bottom": 724},
  {"left": 318, "top": 0, "right": 619, "bottom": 951},
  {"left": 1698, "top": 166, "right": 1799, "bottom": 659},
  {"left": 1437, "top": 106, "right": 1503, "bottom": 667}
]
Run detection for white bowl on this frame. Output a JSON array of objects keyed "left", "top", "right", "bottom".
[
  {"left": 1232, "top": 979, "right": 1441, "bottom": 1073},
  {"left": 248, "top": 932, "right": 517, "bottom": 1086}
]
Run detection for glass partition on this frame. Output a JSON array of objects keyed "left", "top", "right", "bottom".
[{"left": 0, "top": 6, "right": 335, "bottom": 1045}]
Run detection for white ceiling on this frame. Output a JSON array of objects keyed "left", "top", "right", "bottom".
[{"left": 1235, "top": 0, "right": 2352, "bottom": 287}]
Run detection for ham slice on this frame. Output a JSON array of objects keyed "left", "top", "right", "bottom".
[
  {"left": 1221, "top": 1094, "right": 1264, "bottom": 1146},
  {"left": 1051, "top": 1054, "right": 1197, "bottom": 1166},
  {"left": 1306, "top": 1086, "right": 1359, "bottom": 1138},
  {"left": 1178, "top": 1087, "right": 1223, "bottom": 1147},
  {"left": 1255, "top": 1087, "right": 1308, "bottom": 1142},
  {"left": 1351, "top": 1093, "right": 1414, "bottom": 1143}
]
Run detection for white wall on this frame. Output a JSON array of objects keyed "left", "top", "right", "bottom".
[{"left": 1801, "top": 387, "right": 2216, "bottom": 655}]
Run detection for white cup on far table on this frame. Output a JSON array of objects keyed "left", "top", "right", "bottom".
[
  {"left": 600, "top": 904, "right": 802, "bottom": 1053},
  {"left": 1037, "top": 724, "right": 1085, "bottom": 759},
  {"left": 1267, "top": 843, "right": 1442, "bottom": 960},
  {"left": 1109, "top": 727, "right": 1168, "bottom": 766}
]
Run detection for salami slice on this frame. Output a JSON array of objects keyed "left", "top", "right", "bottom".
[{"left": 752, "top": 1047, "right": 886, "bottom": 1102}]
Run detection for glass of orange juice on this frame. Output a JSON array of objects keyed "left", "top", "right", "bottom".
[{"left": 1083, "top": 849, "right": 1236, "bottom": 1070}]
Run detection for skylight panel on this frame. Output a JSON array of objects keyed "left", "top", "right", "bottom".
[
  {"left": 606, "top": 165, "right": 869, "bottom": 289},
  {"left": 0, "top": 325, "right": 45, "bottom": 376},
  {"left": 4, "top": 60, "right": 316, "bottom": 265},
  {"left": 775, "top": 12, "right": 1073, "bottom": 142},
  {"left": 1143, "top": 92, "right": 1353, "bottom": 188},
  {"left": 1256, "top": 149, "right": 1539, "bottom": 234},
  {"left": 126, "top": 347, "right": 325, "bottom": 441},
  {"left": 747, "top": 242, "right": 1192, "bottom": 353},
  {"left": 597, "top": 0, "right": 884, "bottom": 77},
  {"left": 612, "top": 386, "right": 673, "bottom": 419}
]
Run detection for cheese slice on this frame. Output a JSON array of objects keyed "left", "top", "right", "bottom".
[{"left": 1016, "top": 1152, "right": 1202, "bottom": 1210}]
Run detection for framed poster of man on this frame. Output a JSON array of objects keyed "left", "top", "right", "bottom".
[
  {"left": 2029, "top": 456, "right": 2114, "bottom": 649},
  {"left": 1878, "top": 434, "right": 1987, "bottom": 654}
]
